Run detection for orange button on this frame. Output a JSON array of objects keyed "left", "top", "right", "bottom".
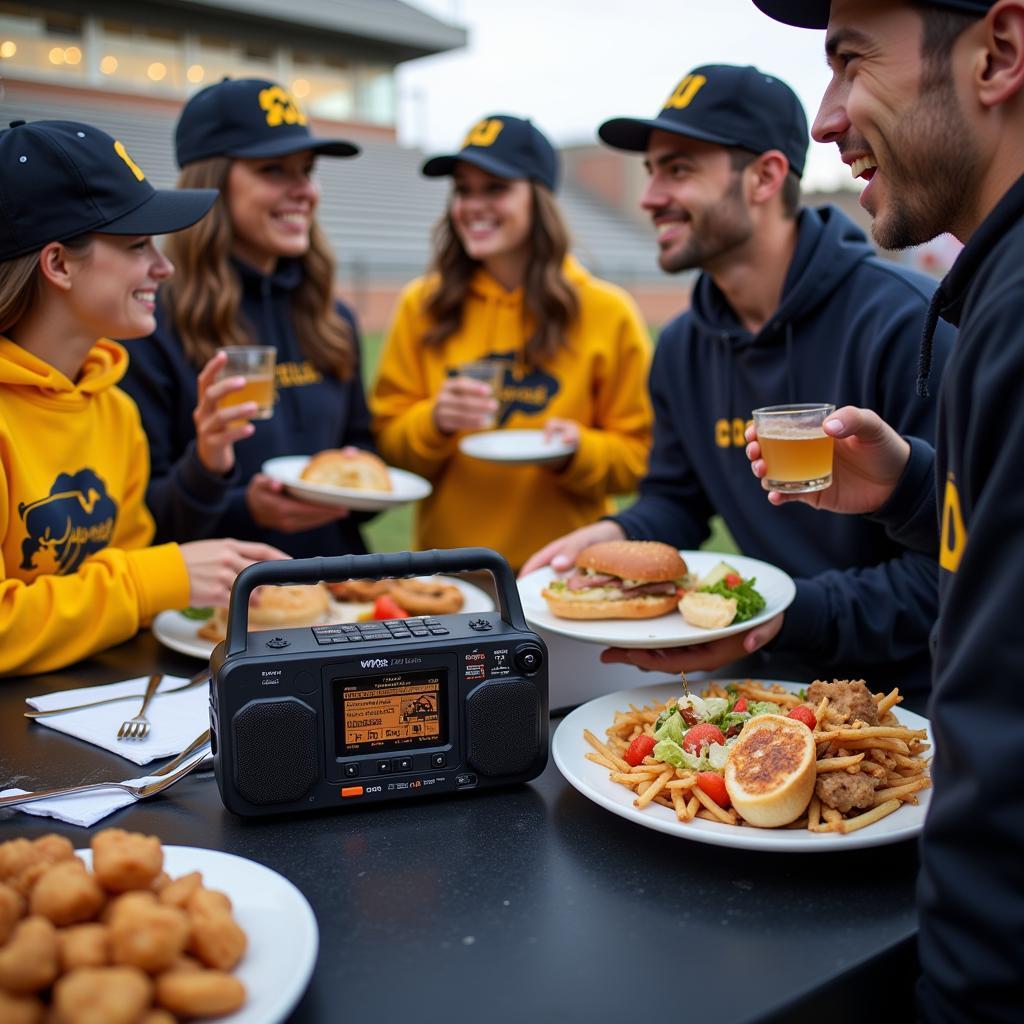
[{"left": 341, "top": 786, "right": 364, "bottom": 798}]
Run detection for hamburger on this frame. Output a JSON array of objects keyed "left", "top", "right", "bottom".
[
  {"left": 723, "top": 714, "right": 817, "bottom": 828},
  {"left": 197, "top": 583, "right": 332, "bottom": 642},
  {"left": 300, "top": 449, "right": 392, "bottom": 492},
  {"left": 541, "top": 540, "right": 690, "bottom": 620}
]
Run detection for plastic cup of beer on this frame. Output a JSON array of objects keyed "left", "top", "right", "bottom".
[
  {"left": 457, "top": 359, "right": 504, "bottom": 428},
  {"left": 216, "top": 346, "right": 276, "bottom": 421},
  {"left": 752, "top": 403, "right": 836, "bottom": 493}
]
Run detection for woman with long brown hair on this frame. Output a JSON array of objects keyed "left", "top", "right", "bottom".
[
  {"left": 0, "top": 119, "right": 285, "bottom": 674},
  {"left": 122, "top": 77, "right": 375, "bottom": 558},
  {"left": 371, "top": 114, "right": 653, "bottom": 570}
]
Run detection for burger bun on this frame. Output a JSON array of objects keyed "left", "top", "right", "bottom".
[
  {"left": 576, "top": 540, "right": 688, "bottom": 583},
  {"left": 540, "top": 588, "right": 680, "bottom": 620}
]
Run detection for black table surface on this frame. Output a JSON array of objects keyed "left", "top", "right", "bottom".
[{"left": 0, "top": 633, "right": 923, "bottom": 1024}]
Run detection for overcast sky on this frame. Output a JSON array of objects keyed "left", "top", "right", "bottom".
[{"left": 399, "top": 0, "right": 855, "bottom": 193}]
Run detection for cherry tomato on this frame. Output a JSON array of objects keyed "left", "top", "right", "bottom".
[
  {"left": 624, "top": 734, "right": 657, "bottom": 767},
  {"left": 787, "top": 705, "right": 817, "bottom": 730},
  {"left": 682, "top": 723, "right": 726, "bottom": 754},
  {"left": 733, "top": 697, "right": 748, "bottom": 713},
  {"left": 725, "top": 573, "right": 743, "bottom": 588},
  {"left": 696, "top": 771, "right": 730, "bottom": 807},
  {"left": 372, "top": 595, "right": 409, "bottom": 620}
]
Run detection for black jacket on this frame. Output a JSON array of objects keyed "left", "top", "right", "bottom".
[
  {"left": 121, "top": 258, "right": 375, "bottom": 559},
  {"left": 878, "top": 173, "right": 1024, "bottom": 1024}
]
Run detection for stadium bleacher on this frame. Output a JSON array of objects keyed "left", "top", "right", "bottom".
[{"left": 2, "top": 87, "right": 662, "bottom": 288}]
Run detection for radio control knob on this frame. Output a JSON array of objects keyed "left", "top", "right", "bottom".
[
  {"left": 266, "top": 637, "right": 290, "bottom": 649},
  {"left": 469, "top": 619, "right": 492, "bottom": 631},
  {"left": 514, "top": 644, "right": 543, "bottom": 675}
]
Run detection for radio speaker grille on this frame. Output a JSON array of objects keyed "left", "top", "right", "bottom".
[
  {"left": 232, "top": 698, "right": 319, "bottom": 805},
  {"left": 466, "top": 679, "right": 541, "bottom": 776}
]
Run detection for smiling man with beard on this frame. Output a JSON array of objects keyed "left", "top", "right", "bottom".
[
  {"left": 523, "top": 64, "right": 955, "bottom": 694},
  {"left": 745, "top": 3, "right": 1024, "bottom": 1021}
]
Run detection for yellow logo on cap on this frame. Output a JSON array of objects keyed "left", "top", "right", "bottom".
[
  {"left": 664, "top": 74, "right": 708, "bottom": 111},
  {"left": 462, "top": 118, "right": 504, "bottom": 148},
  {"left": 113, "top": 140, "right": 145, "bottom": 181},
  {"left": 259, "top": 86, "right": 308, "bottom": 128},
  {"left": 940, "top": 473, "right": 966, "bottom": 573}
]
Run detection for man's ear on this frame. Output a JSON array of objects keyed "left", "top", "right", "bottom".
[
  {"left": 977, "top": 1, "right": 1024, "bottom": 109},
  {"left": 36, "top": 242, "right": 75, "bottom": 292},
  {"left": 747, "top": 150, "right": 791, "bottom": 207}
]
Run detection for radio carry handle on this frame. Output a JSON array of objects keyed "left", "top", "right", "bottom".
[{"left": 224, "top": 547, "right": 527, "bottom": 657}]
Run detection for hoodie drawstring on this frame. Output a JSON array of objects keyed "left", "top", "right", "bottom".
[{"left": 917, "top": 291, "right": 941, "bottom": 399}]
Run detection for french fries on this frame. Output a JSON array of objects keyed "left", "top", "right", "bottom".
[{"left": 590, "top": 679, "right": 931, "bottom": 835}]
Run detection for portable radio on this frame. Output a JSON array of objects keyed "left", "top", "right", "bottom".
[{"left": 209, "top": 548, "right": 548, "bottom": 817}]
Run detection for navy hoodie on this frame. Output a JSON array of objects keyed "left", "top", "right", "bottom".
[
  {"left": 121, "top": 257, "right": 375, "bottom": 559},
  {"left": 875, "top": 174, "right": 1024, "bottom": 1024},
  {"left": 613, "top": 205, "right": 955, "bottom": 693}
]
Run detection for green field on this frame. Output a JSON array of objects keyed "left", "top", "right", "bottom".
[{"left": 358, "top": 330, "right": 738, "bottom": 558}]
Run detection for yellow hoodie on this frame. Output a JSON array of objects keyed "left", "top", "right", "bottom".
[
  {"left": 0, "top": 337, "right": 189, "bottom": 675},
  {"left": 371, "top": 259, "right": 653, "bottom": 570}
]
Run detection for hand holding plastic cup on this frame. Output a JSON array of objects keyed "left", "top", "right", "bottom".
[
  {"left": 751, "top": 403, "right": 835, "bottom": 493},
  {"left": 457, "top": 359, "right": 504, "bottom": 428},
  {"left": 216, "top": 346, "right": 276, "bottom": 421}
]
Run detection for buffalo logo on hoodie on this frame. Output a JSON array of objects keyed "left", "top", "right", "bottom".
[{"left": 18, "top": 470, "right": 117, "bottom": 576}]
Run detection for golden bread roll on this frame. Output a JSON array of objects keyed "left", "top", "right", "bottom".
[
  {"left": 724, "top": 715, "right": 817, "bottom": 828},
  {"left": 197, "top": 583, "right": 331, "bottom": 642},
  {"left": 300, "top": 449, "right": 392, "bottom": 492},
  {"left": 679, "top": 591, "right": 738, "bottom": 629}
]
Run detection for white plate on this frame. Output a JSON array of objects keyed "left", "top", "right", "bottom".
[
  {"left": 458, "top": 429, "right": 576, "bottom": 465},
  {"left": 519, "top": 550, "right": 795, "bottom": 649},
  {"left": 152, "top": 577, "right": 496, "bottom": 661},
  {"left": 77, "top": 845, "right": 317, "bottom": 1023},
  {"left": 261, "top": 455, "right": 432, "bottom": 511},
  {"left": 553, "top": 680, "right": 932, "bottom": 852}
]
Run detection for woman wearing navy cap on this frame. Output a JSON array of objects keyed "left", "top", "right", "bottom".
[
  {"left": 0, "top": 119, "right": 286, "bottom": 675},
  {"left": 121, "top": 77, "right": 376, "bottom": 559},
  {"left": 370, "top": 114, "right": 653, "bottom": 571}
]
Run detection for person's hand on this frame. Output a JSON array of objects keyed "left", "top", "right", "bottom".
[
  {"left": 519, "top": 519, "right": 625, "bottom": 577},
  {"left": 599, "top": 612, "right": 784, "bottom": 672},
  {"left": 179, "top": 538, "right": 288, "bottom": 607},
  {"left": 246, "top": 473, "right": 351, "bottom": 533},
  {"left": 543, "top": 417, "right": 582, "bottom": 447},
  {"left": 432, "top": 376, "right": 499, "bottom": 435},
  {"left": 746, "top": 406, "right": 910, "bottom": 514},
  {"left": 541, "top": 417, "right": 582, "bottom": 472},
  {"left": 193, "top": 351, "right": 259, "bottom": 475}
]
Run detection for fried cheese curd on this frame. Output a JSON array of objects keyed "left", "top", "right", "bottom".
[{"left": 0, "top": 829, "right": 248, "bottom": 1022}]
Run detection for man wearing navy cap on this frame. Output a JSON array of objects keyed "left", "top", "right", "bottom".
[
  {"left": 523, "top": 64, "right": 954, "bottom": 694},
  {"left": 744, "top": 3, "right": 1024, "bottom": 1021}
]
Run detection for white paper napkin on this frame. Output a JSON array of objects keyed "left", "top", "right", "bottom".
[
  {"left": 25, "top": 675, "right": 209, "bottom": 766},
  {"left": 0, "top": 774, "right": 159, "bottom": 827}
]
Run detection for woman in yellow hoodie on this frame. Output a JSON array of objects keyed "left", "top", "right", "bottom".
[
  {"left": 0, "top": 120, "right": 285, "bottom": 675},
  {"left": 371, "top": 115, "right": 653, "bottom": 570}
]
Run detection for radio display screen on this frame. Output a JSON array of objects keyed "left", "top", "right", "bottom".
[{"left": 335, "top": 670, "right": 448, "bottom": 755}]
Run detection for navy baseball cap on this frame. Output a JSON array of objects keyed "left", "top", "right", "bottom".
[
  {"left": 175, "top": 78, "right": 359, "bottom": 168},
  {"left": 0, "top": 120, "right": 217, "bottom": 261},
  {"left": 421, "top": 115, "right": 560, "bottom": 192},
  {"left": 599, "top": 64, "right": 809, "bottom": 178},
  {"left": 752, "top": 0, "right": 996, "bottom": 28}
]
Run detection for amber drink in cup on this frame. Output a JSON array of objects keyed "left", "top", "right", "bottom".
[
  {"left": 752, "top": 403, "right": 835, "bottom": 493},
  {"left": 457, "top": 359, "right": 504, "bottom": 428},
  {"left": 217, "top": 346, "right": 276, "bottom": 420}
]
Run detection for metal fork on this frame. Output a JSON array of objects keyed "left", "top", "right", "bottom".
[
  {"left": 117, "top": 673, "right": 162, "bottom": 741},
  {"left": 0, "top": 743, "right": 211, "bottom": 809}
]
